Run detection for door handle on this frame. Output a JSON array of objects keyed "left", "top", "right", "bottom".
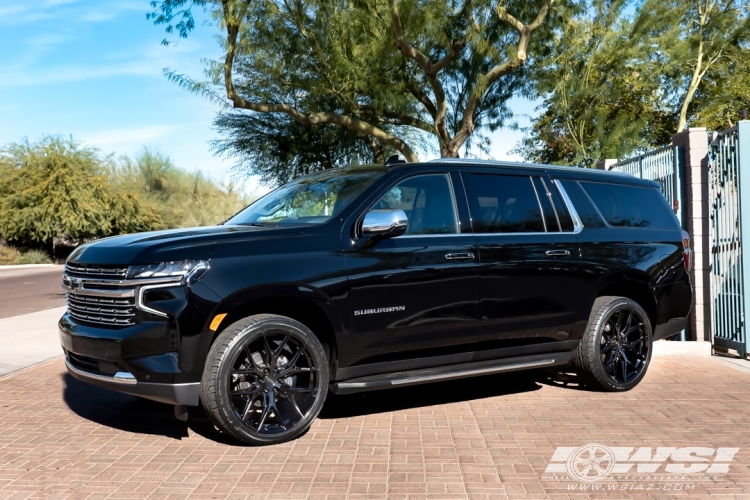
[
  {"left": 545, "top": 249, "right": 570, "bottom": 257},
  {"left": 445, "top": 252, "right": 475, "bottom": 261}
]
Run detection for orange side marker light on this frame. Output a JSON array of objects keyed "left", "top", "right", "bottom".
[{"left": 210, "top": 313, "right": 227, "bottom": 332}]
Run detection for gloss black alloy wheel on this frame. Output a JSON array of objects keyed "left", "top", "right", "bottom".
[
  {"left": 599, "top": 307, "right": 649, "bottom": 384},
  {"left": 201, "top": 314, "right": 329, "bottom": 445},
  {"left": 573, "top": 296, "right": 653, "bottom": 391}
]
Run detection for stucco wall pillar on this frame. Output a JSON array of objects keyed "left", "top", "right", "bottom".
[
  {"left": 595, "top": 159, "right": 618, "bottom": 170},
  {"left": 671, "top": 128, "right": 710, "bottom": 341}
]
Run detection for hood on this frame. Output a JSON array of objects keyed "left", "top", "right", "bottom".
[{"left": 67, "top": 225, "right": 275, "bottom": 265}]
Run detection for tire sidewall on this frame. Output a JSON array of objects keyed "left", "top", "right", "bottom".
[
  {"left": 589, "top": 298, "right": 653, "bottom": 391},
  {"left": 206, "top": 316, "right": 329, "bottom": 445}
]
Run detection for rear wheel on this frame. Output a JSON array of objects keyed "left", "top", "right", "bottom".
[
  {"left": 574, "top": 296, "right": 652, "bottom": 391},
  {"left": 200, "top": 314, "right": 329, "bottom": 445}
]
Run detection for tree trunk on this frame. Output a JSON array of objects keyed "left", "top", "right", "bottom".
[
  {"left": 677, "top": 49, "right": 703, "bottom": 132},
  {"left": 440, "top": 141, "right": 461, "bottom": 158}
]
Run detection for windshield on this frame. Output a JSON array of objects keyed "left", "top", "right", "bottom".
[{"left": 226, "top": 167, "right": 385, "bottom": 227}]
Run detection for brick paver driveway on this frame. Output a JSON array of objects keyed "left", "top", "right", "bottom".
[{"left": 1, "top": 353, "right": 749, "bottom": 499}]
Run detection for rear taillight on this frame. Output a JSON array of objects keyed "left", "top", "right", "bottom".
[{"left": 681, "top": 230, "right": 692, "bottom": 272}]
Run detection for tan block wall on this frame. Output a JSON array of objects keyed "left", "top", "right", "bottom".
[{"left": 672, "top": 128, "right": 710, "bottom": 341}]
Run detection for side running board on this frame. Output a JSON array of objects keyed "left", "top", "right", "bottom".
[{"left": 332, "top": 351, "right": 573, "bottom": 394}]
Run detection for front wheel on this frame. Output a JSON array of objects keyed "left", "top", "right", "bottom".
[
  {"left": 200, "top": 314, "right": 329, "bottom": 445},
  {"left": 573, "top": 296, "right": 652, "bottom": 391}
]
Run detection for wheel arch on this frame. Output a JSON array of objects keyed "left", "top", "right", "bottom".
[
  {"left": 209, "top": 284, "right": 343, "bottom": 374},
  {"left": 596, "top": 279, "right": 657, "bottom": 331}
]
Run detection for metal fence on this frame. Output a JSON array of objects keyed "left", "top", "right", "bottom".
[
  {"left": 709, "top": 122, "right": 750, "bottom": 357},
  {"left": 609, "top": 145, "right": 685, "bottom": 226}
]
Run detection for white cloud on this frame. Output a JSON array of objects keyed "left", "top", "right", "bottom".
[
  {"left": 79, "top": 2, "right": 143, "bottom": 23},
  {"left": 27, "top": 33, "right": 70, "bottom": 47},
  {"left": 0, "top": 1, "right": 144, "bottom": 26},
  {"left": 0, "top": 38, "right": 208, "bottom": 88},
  {"left": 44, "top": 0, "right": 79, "bottom": 6},
  {"left": 0, "top": 63, "right": 150, "bottom": 87},
  {"left": 0, "top": 4, "right": 27, "bottom": 17}
]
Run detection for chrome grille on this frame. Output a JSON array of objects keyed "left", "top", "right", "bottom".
[
  {"left": 65, "top": 262, "right": 128, "bottom": 280},
  {"left": 66, "top": 293, "right": 137, "bottom": 326}
]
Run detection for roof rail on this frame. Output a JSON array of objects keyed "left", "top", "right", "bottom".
[{"left": 428, "top": 157, "right": 632, "bottom": 176}]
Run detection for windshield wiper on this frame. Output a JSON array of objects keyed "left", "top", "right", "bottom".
[{"left": 243, "top": 222, "right": 278, "bottom": 228}]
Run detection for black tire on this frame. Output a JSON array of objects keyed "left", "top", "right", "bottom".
[
  {"left": 573, "top": 296, "right": 652, "bottom": 391},
  {"left": 200, "top": 314, "right": 329, "bottom": 445}
]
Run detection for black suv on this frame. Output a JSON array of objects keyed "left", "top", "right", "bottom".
[{"left": 60, "top": 160, "right": 692, "bottom": 445}]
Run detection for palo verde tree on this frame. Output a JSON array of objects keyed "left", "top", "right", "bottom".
[
  {"left": 515, "top": 0, "right": 749, "bottom": 166},
  {"left": 212, "top": 111, "right": 389, "bottom": 186},
  {"left": 513, "top": 0, "right": 674, "bottom": 166},
  {"left": 149, "top": 0, "right": 562, "bottom": 167},
  {"left": 690, "top": 60, "right": 750, "bottom": 131},
  {"left": 637, "top": 0, "right": 750, "bottom": 132}
]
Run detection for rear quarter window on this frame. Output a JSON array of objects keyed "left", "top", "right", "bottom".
[{"left": 580, "top": 181, "right": 678, "bottom": 229}]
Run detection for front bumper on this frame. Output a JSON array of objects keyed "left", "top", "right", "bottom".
[
  {"left": 58, "top": 265, "right": 222, "bottom": 406},
  {"left": 65, "top": 358, "right": 200, "bottom": 405},
  {"left": 59, "top": 313, "right": 203, "bottom": 406}
]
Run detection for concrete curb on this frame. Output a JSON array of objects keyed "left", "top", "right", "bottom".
[
  {"left": 652, "top": 340, "right": 711, "bottom": 355},
  {"left": 0, "top": 264, "right": 62, "bottom": 271},
  {"left": 652, "top": 340, "right": 750, "bottom": 375},
  {"left": 0, "top": 356, "right": 62, "bottom": 380}
]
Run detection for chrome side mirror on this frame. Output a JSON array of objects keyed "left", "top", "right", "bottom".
[{"left": 362, "top": 209, "right": 408, "bottom": 237}]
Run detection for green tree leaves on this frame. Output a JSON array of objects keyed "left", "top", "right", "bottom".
[
  {"left": 150, "top": 0, "right": 560, "bottom": 173},
  {"left": 0, "top": 137, "right": 114, "bottom": 243},
  {"left": 0, "top": 137, "right": 250, "bottom": 246},
  {"left": 516, "top": 0, "right": 750, "bottom": 166}
]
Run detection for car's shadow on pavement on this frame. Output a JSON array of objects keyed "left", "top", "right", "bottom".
[
  {"left": 320, "top": 369, "right": 545, "bottom": 419},
  {"left": 62, "top": 365, "right": 591, "bottom": 445},
  {"left": 320, "top": 364, "right": 592, "bottom": 419},
  {"left": 532, "top": 363, "right": 592, "bottom": 391},
  {"left": 61, "top": 373, "right": 190, "bottom": 440},
  {"left": 62, "top": 373, "right": 261, "bottom": 445}
]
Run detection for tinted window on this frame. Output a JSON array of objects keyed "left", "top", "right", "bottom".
[
  {"left": 559, "top": 180, "right": 606, "bottom": 228},
  {"left": 532, "top": 177, "right": 559, "bottom": 231},
  {"left": 545, "top": 179, "right": 574, "bottom": 231},
  {"left": 468, "top": 174, "right": 545, "bottom": 233},
  {"left": 375, "top": 174, "right": 458, "bottom": 235},
  {"left": 581, "top": 181, "right": 678, "bottom": 228}
]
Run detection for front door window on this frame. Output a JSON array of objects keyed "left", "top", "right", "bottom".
[{"left": 375, "top": 174, "right": 459, "bottom": 235}]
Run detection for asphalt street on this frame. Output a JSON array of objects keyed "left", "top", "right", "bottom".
[{"left": 0, "top": 266, "right": 65, "bottom": 319}]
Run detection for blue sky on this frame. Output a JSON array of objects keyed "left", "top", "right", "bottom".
[{"left": 0, "top": 0, "right": 531, "bottom": 192}]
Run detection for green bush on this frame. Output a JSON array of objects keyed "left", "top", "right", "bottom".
[
  {"left": 0, "top": 246, "right": 51, "bottom": 265},
  {"left": 15, "top": 249, "right": 52, "bottom": 265},
  {"left": 0, "top": 139, "right": 253, "bottom": 247},
  {"left": 115, "top": 148, "right": 252, "bottom": 228}
]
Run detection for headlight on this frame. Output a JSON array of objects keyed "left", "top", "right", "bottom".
[{"left": 127, "top": 260, "right": 208, "bottom": 283}]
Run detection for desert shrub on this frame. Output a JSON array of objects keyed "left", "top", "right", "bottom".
[
  {"left": 15, "top": 249, "right": 52, "bottom": 264},
  {"left": 0, "top": 245, "right": 19, "bottom": 265}
]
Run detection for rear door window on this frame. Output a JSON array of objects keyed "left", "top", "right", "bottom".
[
  {"left": 466, "top": 174, "right": 545, "bottom": 233},
  {"left": 546, "top": 179, "right": 575, "bottom": 231},
  {"left": 531, "top": 177, "right": 559, "bottom": 231},
  {"left": 581, "top": 181, "right": 678, "bottom": 229}
]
